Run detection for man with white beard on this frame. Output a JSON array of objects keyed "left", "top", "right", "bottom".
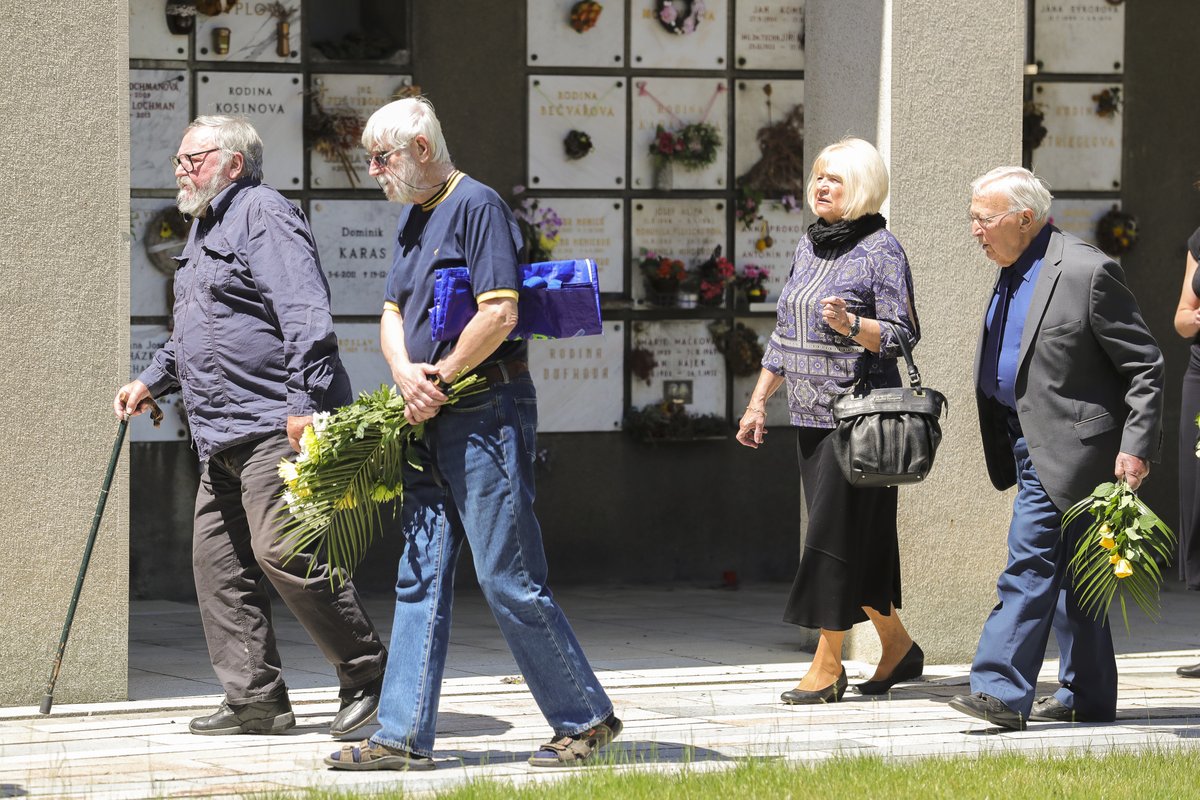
[{"left": 114, "top": 116, "right": 387, "bottom": 739}]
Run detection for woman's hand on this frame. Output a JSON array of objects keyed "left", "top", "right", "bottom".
[
  {"left": 736, "top": 406, "right": 767, "bottom": 449},
  {"left": 820, "top": 296, "right": 854, "bottom": 336}
]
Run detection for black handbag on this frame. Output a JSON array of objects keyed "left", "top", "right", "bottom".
[{"left": 830, "top": 321, "right": 947, "bottom": 488}]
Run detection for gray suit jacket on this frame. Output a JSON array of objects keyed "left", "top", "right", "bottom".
[{"left": 974, "top": 226, "right": 1164, "bottom": 512}]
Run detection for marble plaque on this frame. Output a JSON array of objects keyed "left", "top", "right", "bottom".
[
  {"left": 527, "top": 0, "right": 624, "bottom": 67},
  {"left": 527, "top": 323, "right": 624, "bottom": 432},
  {"left": 734, "top": 79, "right": 805, "bottom": 194},
  {"left": 1034, "top": 0, "right": 1125, "bottom": 74},
  {"left": 630, "top": 320, "right": 725, "bottom": 415},
  {"left": 336, "top": 323, "right": 392, "bottom": 395},
  {"left": 733, "top": 201, "right": 803, "bottom": 304},
  {"left": 310, "top": 200, "right": 398, "bottom": 315},
  {"left": 1030, "top": 82, "right": 1122, "bottom": 192},
  {"left": 130, "top": 325, "right": 189, "bottom": 442},
  {"left": 528, "top": 75, "right": 627, "bottom": 190},
  {"left": 196, "top": 1, "right": 302, "bottom": 63},
  {"left": 732, "top": 317, "right": 789, "bottom": 427},
  {"left": 130, "top": 70, "right": 190, "bottom": 190},
  {"left": 130, "top": 0, "right": 190, "bottom": 59},
  {"left": 197, "top": 71, "right": 304, "bottom": 189},
  {"left": 310, "top": 74, "right": 414, "bottom": 190},
  {"left": 632, "top": 78, "right": 729, "bottom": 191},
  {"left": 1050, "top": 198, "right": 1120, "bottom": 251},
  {"left": 631, "top": 199, "right": 727, "bottom": 304},
  {"left": 734, "top": 0, "right": 805, "bottom": 70},
  {"left": 630, "top": 0, "right": 729, "bottom": 69},
  {"left": 535, "top": 197, "right": 625, "bottom": 294},
  {"left": 130, "top": 199, "right": 188, "bottom": 317}
]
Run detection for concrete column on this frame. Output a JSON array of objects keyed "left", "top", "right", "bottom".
[
  {"left": 0, "top": 2, "right": 129, "bottom": 704},
  {"left": 806, "top": 0, "right": 1026, "bottom": 663}
]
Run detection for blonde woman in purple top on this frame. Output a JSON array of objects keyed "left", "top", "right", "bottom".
[{"left": 736, "top": 138, "right": 924, "bottom": 704}]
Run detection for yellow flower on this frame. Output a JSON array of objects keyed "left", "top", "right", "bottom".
[
  {"left": 277, "top": 458, "right": 299, "bottom": 485},
  {"left": 1099, "top": 534, "right": 1116, "bottom": 550},
  {"left": 1099, "top": 522, "right": 1112, "bottom": 535},
  {"left": 300, "top": 426, "right": 320, "bottom": 461},
  {"left": 1114, "top": 559, "right": 1133, "bottom": 579},
  {"left": 334, "top": 490, "right": 357, "bottom": 511},
  {"left": 538, "top": 233, "right": 558, "bottom": 253},
  {"left": 1110, "top": 553, "right": 1121, "bottom": 564}
]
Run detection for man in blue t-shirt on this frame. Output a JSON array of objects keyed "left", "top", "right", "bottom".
[{"left": 325, "top": 97, "right": 620, "bottom": 772}]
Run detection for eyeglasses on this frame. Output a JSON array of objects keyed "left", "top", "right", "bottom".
[
  {"left": 365, "top": 145, "right": 405, "bottom": 171},
  {"left": 968, "top": 210, "right": 1015, "bottom": 229},
  {"left": 171, "top": 147, "right": 222, "bottom": 171}
]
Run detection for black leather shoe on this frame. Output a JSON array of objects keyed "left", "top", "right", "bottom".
[
  {"left": 189, "top": 696, "right": 295, "bottom": 735},
  {"left": 856, "top": 642, "right": 925, "bottom": 695},
  {"left": 781, "top": 668, "right": 847, "bottom": 705},
  {"left": 1176, "top": 662, "right": 1200, "bottom": 679},
  {"left": 948, "top": 692, "right": 1025, "bottom": 730},
  {"left": 330, "top": 675, "right": 383, "bottom": 739}
]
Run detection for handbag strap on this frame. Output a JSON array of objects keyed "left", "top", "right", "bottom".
[{"left": 878, "top": 320, "right": 924, "bottom": 389}]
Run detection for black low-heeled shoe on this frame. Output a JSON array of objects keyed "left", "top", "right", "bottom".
[
  {"left": 780, "top": 667, "right": 847, "bottom": 705},
  {"left": 855, "top": 642, "right": 924, "bottom": 695}
]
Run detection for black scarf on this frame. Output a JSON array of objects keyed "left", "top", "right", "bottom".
[{"left": 807, "top": 213, "right": 887, "bottom": 252}]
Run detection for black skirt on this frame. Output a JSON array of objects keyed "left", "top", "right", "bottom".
[
  {"left": 1179, "top": 346, "right": 1200, "bottom": 589},
  {"left": 783, "top": 426, "right": 903, "bottom": 631}
]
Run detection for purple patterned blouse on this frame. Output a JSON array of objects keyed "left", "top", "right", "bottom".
[{"left": 762, "top": 228, "right": 919, "bottom": 429}]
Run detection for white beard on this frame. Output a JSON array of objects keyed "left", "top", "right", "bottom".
[{"left": 176, "top": 173, "right": 231, "bottom": 217}]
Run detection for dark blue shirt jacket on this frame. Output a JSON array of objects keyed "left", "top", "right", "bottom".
[
  {"left": 382, "top": 171, "right": 523, "bottom": 365},
  {"left": 138, "top": 178, "right": 352, "bottom": 460}
]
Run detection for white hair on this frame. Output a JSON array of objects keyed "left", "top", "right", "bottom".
[
  {"left": 187, "top": 116, "right": 264, "bottom": 182},
  {"left": 361, "top": 96, "right": 452, "bottom": 164},
  {"left": 971, "top": 166, "right": 1053, "bottom": 222},
  {"left": 806, "top": 137, "right": 889, "bottom": 220}
]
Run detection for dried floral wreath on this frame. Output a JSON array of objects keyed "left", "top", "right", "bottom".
[{"left": 655, "top": 0, "right": 706, "bottom": 36}]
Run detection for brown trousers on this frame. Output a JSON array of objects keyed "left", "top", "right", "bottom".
[{"left": 192, "top": 433, "right": 385, "bottom": 703}]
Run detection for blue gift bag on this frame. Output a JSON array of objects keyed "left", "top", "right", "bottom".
[{"left": 430, "top": 259, "right": 602, "bottom": 342}]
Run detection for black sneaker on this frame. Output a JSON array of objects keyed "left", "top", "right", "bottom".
[{"left": 189, "top": 696, "right": 295, "bottom": 735}]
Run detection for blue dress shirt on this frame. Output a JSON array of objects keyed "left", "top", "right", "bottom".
[{"left": 981, "top": 225, "right": 1051, "bottom": 411}]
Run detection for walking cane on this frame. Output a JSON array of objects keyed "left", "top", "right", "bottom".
[{"left": 39, "top": 399, "right": 163, "bottom": 714}]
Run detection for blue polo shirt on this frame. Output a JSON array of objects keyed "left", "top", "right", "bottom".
[
  {"left": 981, "top": 224, "right": 1051, "bottom": 410},
  {"left": 383, "top": 171, "right": 525, "bottom": 366}
]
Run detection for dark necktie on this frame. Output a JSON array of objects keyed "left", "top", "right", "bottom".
[{"left": 981, "top": 270, "right": 1013, "bottom": 397}]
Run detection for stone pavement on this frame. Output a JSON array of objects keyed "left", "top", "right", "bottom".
[{"left": 2, "top": 584, "right": 1199, "bottom": 799}]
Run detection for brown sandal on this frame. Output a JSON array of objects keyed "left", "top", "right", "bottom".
[
  {"left": 528, "top": 716, "right": 622, "bottom": 768},
  {"left": 324, "top": 739, "right": 435, "bottom": 771}
]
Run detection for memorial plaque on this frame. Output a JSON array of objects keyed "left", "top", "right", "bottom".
[
  {"left": 130, "top": 0, "right": 190, "bottom": 59},
  {"left": 732, "top": 317, "right": 790, "bottom": 427},
  {"left": 630, "top": 0, "right": 728, "bottom": 69},
  {"left": 528, "top": 75, "right": 627, "bottom": 190},
  {"left": 632, "top": 78, "right": 729, "bottom": 191},
  {"left": 734, "top": 79, "right": 805, "bottom": 191},
  {"left": 630, "top": 320, "right": 725, "bottom": 416},
  {"left": 535, "top": 197, "right": 625, "bottom": 294},
  {"left": 336, "top": 323, "right": 392, "bottom": 395},
  {"left": 527, "top": 0, "right": 624, "bottom": 67},
  {"left": 197, "top": 71, "right": 304, "bottom": 189},
  {"left": 310, "top": 200, "right": 399, "bottom": 315},
  {"left": 527, "top": 323, "right": 624, "bottom": 432},
  {"left": 1034, "top": 0, "right": 1124, "bottom": 74},
  {"left": 310, "top": 74, "right": 414, "bottom": 190},
  {"left": 733, "top": 201, "right": 803, "bottom": 304},
  {"left": 131, "top": 199, "right": 188, "bottom": 317},
  {"left": 1030, "top": 82, "right": 1122, "bottom": 192},
  {"left": 631, "top": 199, "right": 727, "bottom": 304},
  {"left": 195, "top": 1, "right": 302, "bottom": 63},
  {"left": 130, "top": 325, "right": 189, "bottom": 442},
  {"left": 734, "top": 1, "right": 805, "bottom": 70},
  {"left": 1050, "top": 198, "right": 1120, "bottom": 252},
  {"left": 131, "top": 70, "right": 190, "bottom": 190}
]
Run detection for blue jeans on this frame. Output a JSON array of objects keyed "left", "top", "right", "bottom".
[
  {"left": 969, "top": 433, "right": 1117, "bottom": 720},
  {"left": 372, "top": 374, "right": 612, "bottom": 756}
]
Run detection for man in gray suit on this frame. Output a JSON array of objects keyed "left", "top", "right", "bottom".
[{"left": 949, "top": 167, "right": 1164, "bottom": 730}]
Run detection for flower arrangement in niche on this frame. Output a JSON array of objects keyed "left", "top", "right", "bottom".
[
  {"left": 1093, "top": 86, "right": 1122, "bottom": 118},
  {"left": 629, "top": 347, "right": 658, "bottom": 385},
  {"left": 569, "top": 1, "right": 603, "bottom": 32},
  {"left": 650, "top": 122, "right": 722, "bottom": 171},
  {"left": 623, "top": 402, "right": 727, "bottom": 443},
  {"left": 693, "top": 246, "right": 735, "bottom": 306},
  {"left": 1064, "top": 480, "right": 1176, "bottom": 632},
  {"left": 512, "top": 187, "right": 563, "bottom": 263},
  {"left": 709, "top": 320, "right": 765, "bottom": 377},
  {"left": 563, "top": 129, "right": 594, "bottom": 160},
  {"left": 655, "top": 0, "right": 706, "bottom": 35},
  {"left": 735, "top": 185, "right": 764, "bottom": 230},
  {"left": 736, "top": 263, "right": 771, "bottom": 303},
  {"left": 307, "top": 99, "right": 365, "bottom": 187},
  {"left": 1095, "top": 206, "right": 1137, "bottom": 256},
  {"left": 1023, "top": 101, "right": 1048, "bottom": 150},
  {"left": 639, "top": 249, "right": 688, "bottom": 304}
]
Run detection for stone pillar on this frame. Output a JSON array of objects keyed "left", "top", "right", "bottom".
[
  {"left": 806, "top": 0, "right": 1026, "bottom": 663},
  {"left": 0, "top": 2, "right": 129, "bottom": 705}
]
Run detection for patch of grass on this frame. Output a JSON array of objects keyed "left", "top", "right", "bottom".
[{"left": 266, "top": 748, "right": 1200, "bottom": 799}]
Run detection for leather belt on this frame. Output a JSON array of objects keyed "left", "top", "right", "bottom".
[{"left": 471, "top": 359, "right": 528, "bottom": 386}]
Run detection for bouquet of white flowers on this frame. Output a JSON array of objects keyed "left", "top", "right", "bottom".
[{"left": 276, "top": 377, "right": 486, "bottom": 585}]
